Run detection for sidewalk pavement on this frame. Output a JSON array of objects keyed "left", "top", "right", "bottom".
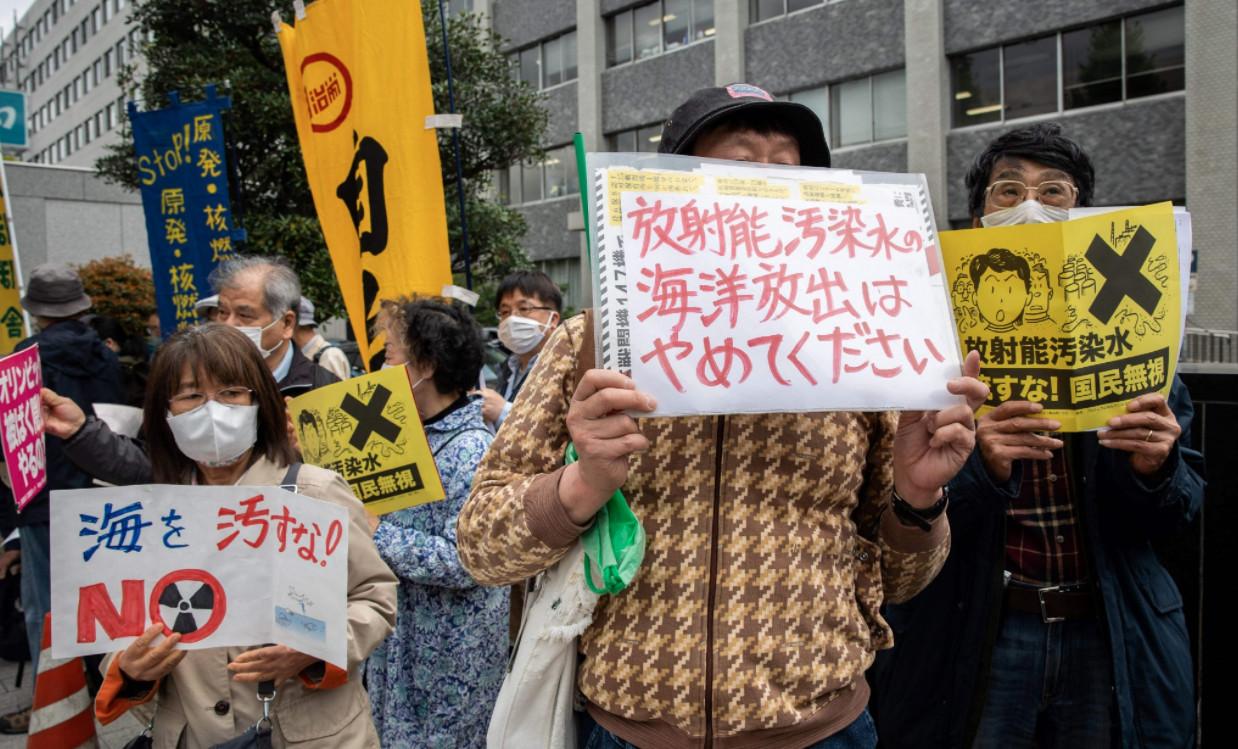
[{"left": 0, "top": 656, "right": 141, "bottom": 748}]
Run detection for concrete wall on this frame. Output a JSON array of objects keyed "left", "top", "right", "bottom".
[
  {"left": 746, "top": 0, "right": 904, "bottom": 91},
  {"left": 494, "top": 0, "right": 576, "bottom": 49},
  {"left": 946, "top": 94, "right": 1186, "bottom": 224},
  {"left": 602, "top": 41, "right": 715, "bottom": 133},
  {"left": 4, "top": 161, "right": 147, "bottom": 281},
  {"left": 832, "top": 140, "right": 908, "bottom": 173},
  {"left": 514, "top": 195, "right": 579, "bottom": 262},
  {"left": 943, "top": 0, "right": 1172, "bottom": 52}
]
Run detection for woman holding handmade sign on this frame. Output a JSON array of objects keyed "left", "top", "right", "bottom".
[
  {"left": 363, "top": 299, "right": 507, "bottom": 748},
  {"left": 88, "top": 324, "right": 397, "bottom": 747}
]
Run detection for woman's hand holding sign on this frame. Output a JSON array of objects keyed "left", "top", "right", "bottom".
[
  {"left": 559, "top": 370, "right": 656, "bottom": 526},
  {"left": 228, "top": 644, "right": 320, "bottom": 684},
  {"left": 1097, "top": 393, "right": 1181, "bottom": 477},
  {"left": 892, "top": 351, "right": 989, "bottom": 507},
  {"left": 119, "top": 625, "right": 186, "bottom": 683}
]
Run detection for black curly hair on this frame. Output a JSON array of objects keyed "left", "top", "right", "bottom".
[
  {"left": 401, "top": 299, "right": 484, "bottom": 397},
  {"left": 965, "top": 122, "right": 1095, "bottom": 219}
]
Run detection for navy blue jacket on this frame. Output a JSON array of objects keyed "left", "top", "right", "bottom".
[
  {"left": 5, "top": 320, "right": 124, "bottom": 526},
  {"left": 869, "top": 377, "right": 1205, "bottom": 749}
]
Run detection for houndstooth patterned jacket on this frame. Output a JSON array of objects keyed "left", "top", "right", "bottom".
[{"left": 459, "top": 313, "right": 950, "bottom": 748}]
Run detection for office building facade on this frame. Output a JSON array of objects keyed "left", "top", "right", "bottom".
[{"left": 484, "top": 0, "right": 1235, "bottom": 331}]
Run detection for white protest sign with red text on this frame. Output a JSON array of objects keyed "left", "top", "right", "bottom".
[
  {"left": 0, "top": 345, "right": 46, "bottom": 509},
  {"left": 51, "top": 485, "right": 349, "bottom": 668},
  {"left": 591, "top": 157, "right": 962, "bottom": 416}
]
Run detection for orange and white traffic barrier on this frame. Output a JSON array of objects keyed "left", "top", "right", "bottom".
[{"left": 27, "top": 612, "right": 97, "bottom": 748}]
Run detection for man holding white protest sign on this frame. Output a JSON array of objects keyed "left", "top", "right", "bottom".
[
  {"left": 460, "top": 84, "right": 987, "bottom": 749},
  {"left": 58, "top": 323, "right": 397, "bottom": 747}
]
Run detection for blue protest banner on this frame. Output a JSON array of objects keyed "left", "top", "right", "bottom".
[{"left": 130, "top": 85, "right": 246, "bottom": 337}]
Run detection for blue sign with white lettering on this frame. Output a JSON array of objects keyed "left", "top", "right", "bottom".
[
  {"left": 0, "top": 89, "right": 28, "bottom": 148},
  {"left": 130, "top": 85, "right": 246, "bottom": 337}
]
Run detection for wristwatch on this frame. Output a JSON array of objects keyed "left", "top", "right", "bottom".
[{"left": 891, "top": 486, "right": 949, "bottom": 532}]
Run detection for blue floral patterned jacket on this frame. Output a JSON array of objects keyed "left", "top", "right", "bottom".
[{"left": 366, "top": 396, "right": 507, "bottom": 747}]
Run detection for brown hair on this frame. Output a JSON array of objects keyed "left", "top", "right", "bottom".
[{"left": 143, "top": 323, "right": 297, "bottom": 482}]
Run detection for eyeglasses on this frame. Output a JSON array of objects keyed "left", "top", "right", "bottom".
[
  {"left": 497, "top": 305, "right": 555, "bottom": 320},
  {"left": 168, "top": 386, "right": 255, "bottom": 414},
  {"left": 985, "top": 179, "right": 1078, "bottom": 209}
]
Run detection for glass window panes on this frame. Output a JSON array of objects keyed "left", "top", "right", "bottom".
[
  {"left": 1062, "top": 21, "right": 1122, "bottom": 110},
  {"left": 951, "top": 47, "right": 1001, "bottom": 126},
  {"left": 608, "top": 11, "right": 633, "bottom": 66},
  {"left": 664, "top": 0, "right": 691, "bottom": 50},
  {"left": 543, "top": 35, "right": 563, "bottom": 87},
  {"left": 521, "top": 159, "right": 543, "bottom": 203},
  {"left": 787, "top": 0, "right": 818, "bottom": 13},
  {"left": 544, "top": 147, "right": 569, "bottom": 198},
  {"left": 831, "top": 77, "right": 871, "bottom": 147},
  {"left": 634, "top": 3, "right": 662, "bottom": 60},
  {"left": 788, "top": 87, "right": 828, "bottom": 132},
  {"left": 519, "top": 46, "right": 539, "bottom": 88},
  {"left": 1002, "top": 35, "right": 1058, "bottom": 120},
  {"left": 752, "top": 0, "right": 783, "bottom": 23},
  {"left": 609, "top": 129, "right": 638, "bottom": 152},
  {"left": 872, "top": 69, "right": 907, "bottom": 140},
  {"left": 694, "top": 0, "right": 715, "bottom": 39},
  {"left": 638, "top": 124, "right": 663, "bottom": 152},
  {"left": 563, "top": 31, "right": 578, "bottom": 83},
  {"left": 1125, "top": 5, "right": 1185, "bottom": 99}
]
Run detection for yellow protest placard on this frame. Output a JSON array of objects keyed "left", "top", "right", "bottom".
[
  {"left": 940, "top": 203, "right": 1180, "bottom": 431},
  {"left": 0, "top": 191, "right": 26, "bottom": 354},
  {"left": 277, "top": 0, "right": 452, "bottom": 371},
  {"left": 288, "top": 366, "right": 444, "bottom": 515}
]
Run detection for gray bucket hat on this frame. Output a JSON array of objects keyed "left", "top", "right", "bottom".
[
  {"left": 20, "top": 263, "right": 92, "bottom": 318},
  {"left": 297, "top": 297, "right": 317, "bottom": 327}
]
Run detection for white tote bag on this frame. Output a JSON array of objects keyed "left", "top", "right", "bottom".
[{"left": 487, "top": 541, "right": 599, "bottom": 749}]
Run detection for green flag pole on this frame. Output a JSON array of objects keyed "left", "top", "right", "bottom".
[{"left": 573, "top": 132, "right": 591, "bottom": 261}]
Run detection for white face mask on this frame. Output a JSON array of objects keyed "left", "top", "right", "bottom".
[
  {"left": 166, "top": 401, "right": 259, "bottom": 467},
  {"left": 236, "top": 317, "right": 283, "bottom": 358},
  {"left": 499, "top": 314, "right": 555, "bottom": 355},
  {"left": 980, "top": 199, "right": 1070, "bottom": 227}
]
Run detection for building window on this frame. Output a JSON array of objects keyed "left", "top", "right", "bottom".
[
  {"left": 510, "top": 29, "right": 577, "bottom": 90},
  {"left": 787, "top": 87, "right": 829, "bottom": 131},
  {"left": 829, "top": 70, "right": 907, "bottom": 147},
  {"left": 751, "top": 0, "right": 831, "bottom": 24},
  {"left": 607, "top": 123, "right": 664, "bottom": 153},
  {"left": 607, "top": 0, "right": 715, "bottom": 67},
  {"left": 536, "top": 258, "right": 582, "bottom": 311},
  {"left": 950, "top": 4, "right": 1184, "bottom": 128},
  {"left": 499, "top": 144, "right": 580, "bottom": 205}
]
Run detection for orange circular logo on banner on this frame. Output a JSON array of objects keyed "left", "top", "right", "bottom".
[{"left": 301, "top": 52, "right": 353, "bottom": 133}]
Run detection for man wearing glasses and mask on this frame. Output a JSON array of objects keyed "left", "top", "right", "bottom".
[
  {"left": 476, "top": 270, "right": 562, "bottom": 430},
  {"left": 869, "top": 123, "right": 1206, "bottom": 749}
]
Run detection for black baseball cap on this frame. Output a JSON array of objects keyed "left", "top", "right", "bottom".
[{"left": 657, "top": 83, "right": 831, "bottom": 167}]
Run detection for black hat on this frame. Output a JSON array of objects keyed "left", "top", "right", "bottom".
[{"left": 657, "top": 83, "right": 831, "bottom": 167}]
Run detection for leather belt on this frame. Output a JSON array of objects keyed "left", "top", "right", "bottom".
[{"left": 1004, "top": 584, "right": 1094, "bottom": 623}]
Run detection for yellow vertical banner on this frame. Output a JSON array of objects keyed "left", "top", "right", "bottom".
[
  {"left": 277, "top": 0, "right": 452, "bottom": 370},
  {"left": 940, "top": 203, "right": 1180, "bottom": 431},
  {"left": 288, "top": 366, "right": 446, "bottom": 515},
  {"left": 0, "top": 190, "right": 26, "bottom": 354}
]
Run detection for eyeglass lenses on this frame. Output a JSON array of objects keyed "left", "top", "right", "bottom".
[
  {"left": 499, "top": 305, "right": 546, "bottom": 319},
  {"left": 170, "top": 387, "right": 252, "bottom": 412},
  {"left": 989, "top": 180, "right": 1076, "bottom": 209}
]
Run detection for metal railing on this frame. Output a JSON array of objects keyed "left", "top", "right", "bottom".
[{"left": 1181, "top": 328, "right": 1238, "bottom": 364}]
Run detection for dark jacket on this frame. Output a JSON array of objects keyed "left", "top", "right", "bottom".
[
  {"left": 869, "top": 377, "right": 1206, "bottom": 749},
  {"left": 280, "top": 344, "right": 340, "bottom": 399},
  {"left": 61, "top": 343, "right": 340, "bottom": 488},
  {"left": 4, "top": 320, "right": 124, "bottom": 526}
]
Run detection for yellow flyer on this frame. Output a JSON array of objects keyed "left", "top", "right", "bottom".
[
  {"left": 940, "top": 203, "right": 1179, "bottom": 431},
  {"left": 289, "top": 366, "right": 445, "bottom": 514},
  {"left": 0, "top": 190, "right": 26, "bottom": 355}
]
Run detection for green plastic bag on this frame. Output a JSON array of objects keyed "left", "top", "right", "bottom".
[{"left": 564, "top": 443, "right": 646, "bottom": 595}]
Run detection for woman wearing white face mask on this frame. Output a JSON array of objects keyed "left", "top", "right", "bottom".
[
  {"left": 93, "top": 324, "right": 397, "bottom": 748},
  {"left": 364, "top": 300, "right": 505, "bottom": 748}
]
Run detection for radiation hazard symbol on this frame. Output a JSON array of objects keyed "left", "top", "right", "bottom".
[{"left": 149, "top": 568, "right": 227, "bottom": 644}]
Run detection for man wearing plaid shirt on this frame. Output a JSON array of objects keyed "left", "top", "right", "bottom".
[{"left": 869, "top": 123, "right": 1207, "bottom": 749}]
